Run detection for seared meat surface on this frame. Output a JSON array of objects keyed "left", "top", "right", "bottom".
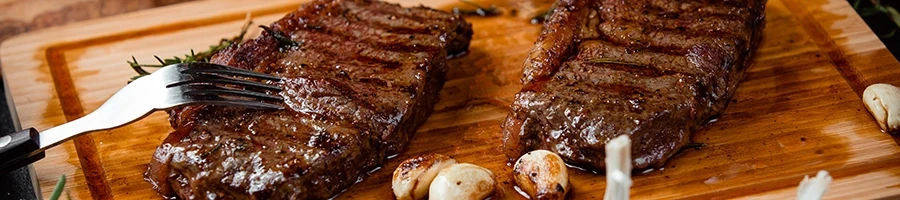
[
  {"left": 502, "top": 0, "right": 766, "bottom": 170},
  {"left": 145, "top": 0, "right": 472, "bottom": 199}
]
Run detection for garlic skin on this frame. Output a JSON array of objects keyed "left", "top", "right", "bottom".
[
  {"left": 513, "top": 150, "right": 569, "bottom": 200},
  {"left": 392, "top": 154, "right": 458, "bottom": 200},
  {"left": 863, "top": 83, "right": 900, "bottom": 133},
  {"left": 428, "top": 163, "right": 496, "bottom": 200}
]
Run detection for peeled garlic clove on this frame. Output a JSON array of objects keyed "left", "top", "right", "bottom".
[
  {"left": 392, "top": 154, "right": 458, "bottom": 200},
  {"left": 863, "top": 83, "right": 900, "bottom": 133},
  {"left": 429, "top": 163, "right": 496, "bottom": 200},
  {"left": 513, "top": 150, "right": 569, "bottom": 200},
  {"left": 797, "top": 170, "right": 832, "bottom": 200}
]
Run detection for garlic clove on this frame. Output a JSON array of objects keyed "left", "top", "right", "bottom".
[
  {"left": 428, "top": 163, "right": 496, "bottom": 200},
  {"left": 863, "top": 83, "right": 900, "bottom": 133},
  {"left": 392, "top": 154, "right": 458, "bottom": 200},
  {"left": 513, "top": 150, "right": 569, "bottom": 200}
]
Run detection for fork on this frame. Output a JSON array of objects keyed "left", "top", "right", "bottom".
[{"left": 0, "top": 62, "right": 284, "bottom": 174}]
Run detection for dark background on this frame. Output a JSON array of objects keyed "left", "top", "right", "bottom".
[{"left": 853, "top": 0, "right": 900, "bottom": 57}]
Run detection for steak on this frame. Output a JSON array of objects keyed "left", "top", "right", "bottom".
[
  {"left": 502, "top": 0, "right": 766, "bottom": 170},
  {"left": 145, "top": 0, "right": 472, "bottom": 199}
]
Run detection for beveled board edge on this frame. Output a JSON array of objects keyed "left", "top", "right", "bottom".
[{"left": 1, "top": 0, "right": 899, "bottom": 199}]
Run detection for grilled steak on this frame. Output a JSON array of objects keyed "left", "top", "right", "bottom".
[
  {"left": 145, "top": 0, "right": 472, "bottom": 199},
  {"left": 502, "top": 0, "right": 766, "bottom": 170}
]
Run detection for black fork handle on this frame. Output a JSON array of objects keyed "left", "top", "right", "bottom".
[{"left": 0, "top": 128, "right": 45, "bottom": 175}]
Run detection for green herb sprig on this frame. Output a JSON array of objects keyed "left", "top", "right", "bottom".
[
  {"left": 127, "top": 19, "right": 253, "bottom": 81},
  {"left": 49, "top": 175, "right": 65, "bottom": 200}
]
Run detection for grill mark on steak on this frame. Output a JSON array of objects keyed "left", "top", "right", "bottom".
[
  {"left": 287, "top": 9, "right": 445, "bottom": 53},
  {"left": 575, "top": 60, "right": 690, "bottom": 79},
  {"left": 343, "top": 0, "right": 456, "bottom": 22},
  {"left": 287, "top": 30, "right": 415, "bottom": 66},
  {"left": 574, "top": 40, "right": 702, "bottom": 76},
  {"left": 288, "top": 41, "right": 401, "bottom": 69},
  {"left": 273, "top": 47, "right": 422, "bottom": 90},
  {"left": 596, "top": 8, "right": 747, "bottom": 37},
  {"left": 145, "top": 0, "right": 471, "bottom": 199},
  {"left": 553, "top": 62, "right": 692, "bottom": 100},
  {"left": 341, "top": 1, "right": 457, "bottom": 34},
  {"left": 593, "top": 21, "right": 741, "bottom": 54},
  {"left": 503, "top": 0, "right": 765, "bottom": 170},
  {"left": 645, "top": 0, "right": 754, "bottom": 18}
]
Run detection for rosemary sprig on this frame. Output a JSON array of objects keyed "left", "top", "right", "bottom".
[
  {"left": 587, "top": 58, "right": 643, "bottom": 66},
  {"left": 127, "top": 19, "right": 253, "bottom": 81},
  {"left": 530, "top": 1, "right": 558, "bottom": 24},
  {"left": 453, "top": 0, "right": 501, "bottom": 17},
  {"left": 49, "top": 175, "right": 65, "bottom": 200}
]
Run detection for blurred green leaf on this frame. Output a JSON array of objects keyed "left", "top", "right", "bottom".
[
  {"left": 854, "top": 0, "right": 900, "bottom": 40},
  {"left": 49, "top": 175, "right": 65, "bottom": 200},
  {"left": 885, "top": 6, "right": 900, "bottom": 28},
  {"left": 858, "top": 6, "right": 882, "bottom": 16}
]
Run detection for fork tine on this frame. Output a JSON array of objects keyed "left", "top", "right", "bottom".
[
  {"left": 179, "top": 63, "right": 281, "bottom": 81},
  {"left": 167, "top": 74, "right": 282, "bottom": 91},
  {"left": 180, "top": 85, "right": 284, "bottom": 102}
]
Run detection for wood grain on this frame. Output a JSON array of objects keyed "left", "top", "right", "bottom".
[
  {"left": 0, "top": 0, "right": 196, "bottom": 42},
  {"left": 2, "top": 0, "right": 900, "bottom": 199}
]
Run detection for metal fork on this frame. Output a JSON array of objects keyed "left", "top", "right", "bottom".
[{"left": 0, "top": 62, "right": 283, "bottom": 174}]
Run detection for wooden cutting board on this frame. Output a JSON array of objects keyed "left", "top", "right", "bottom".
[{"left": 3, "top": 0, "right": 900, "bottom": 199}]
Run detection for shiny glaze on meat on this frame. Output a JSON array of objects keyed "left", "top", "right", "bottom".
[
  {"left": 145, "top": 0, "right": 472, "bottom": 199},
  {"left": 502, "top": 0, "right": 766, "bottom": 170}
]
